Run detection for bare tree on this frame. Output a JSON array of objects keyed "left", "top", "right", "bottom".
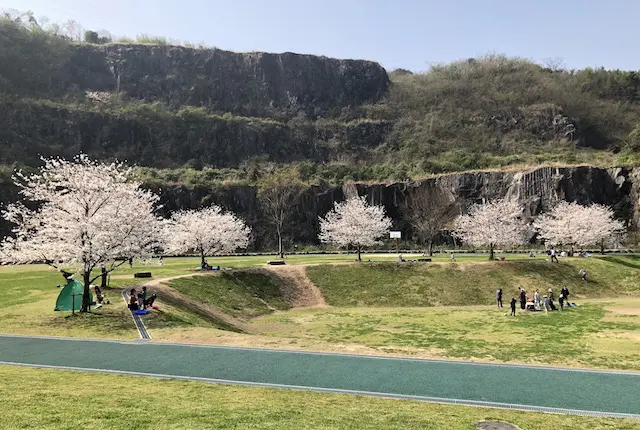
[
  {"left": 257, "top": 170, "right": 306, "bottom": 259},
  {"left": 404, "top": 185, "right": 459, "bottom": 256}
]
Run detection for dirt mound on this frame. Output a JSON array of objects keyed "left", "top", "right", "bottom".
[{"left": 264, "top": 265, "right": 327, "bottom": 308}]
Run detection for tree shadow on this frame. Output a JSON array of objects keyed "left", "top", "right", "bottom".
[{"left": 601, "top": 255, "right": 640, "bottom": 270}]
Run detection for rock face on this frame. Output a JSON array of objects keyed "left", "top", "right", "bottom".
[
  {"left": 0, "top": 165, "right": 636, "bottom": 247},
  {"left": 0, "top": 99, "right": 391, "bottom": 168},
  {"left": 67, "top": 45, "right": 390, "bottom": 118}
]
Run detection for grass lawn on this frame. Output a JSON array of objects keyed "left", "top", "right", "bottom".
[
  {"left": 0, "top": 366, "right": 637, "bottom": 430},
  {"left": 250, "top": 299, "right": 640, "bottom": 370},
  {"left": 1, "top": 254, "right": 638, "bottom": 370}
]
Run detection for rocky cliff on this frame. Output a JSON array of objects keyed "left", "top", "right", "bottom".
[
  {"left": 6, "top": 165, "right": 630, "bottom": 248},
  {"left": 29, "top": 44, "right": 388, "bottom": 118}
]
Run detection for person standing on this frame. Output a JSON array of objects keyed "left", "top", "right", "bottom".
[
  {"left": 496, "top": 288, "right": 503, "bottom": 308},
  {"left": 519, "top": 287, "right": 527, "bottom": 310},
  {"left": 559, "top": 294, "right": 565, "bottom": 311},
  {"left": 141, "top": 286, "right": 148, "bottom": 309},
  {"left": 561, "top": 286, "right": 570, "bottom": 304},
  {"left": 510, "top": 297, "right": 517, "bottom": 316},
  {"left": 550, "top": 248, "right": 559, "bottom": 263},
  {"left": 534, "top": 289, "right": 541, "bottom": 309}
]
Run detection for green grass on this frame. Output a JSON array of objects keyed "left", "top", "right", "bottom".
[
  {"left": 306, "top": 256, "right": 640, "bottom": 307},
  {"left": 0, "top": 366, "right": 637, "bottom": 430},
  {"left": 254, "top": 300, "right": 640, "bottom": 370},
  {"left": 168, "top": 270, "right": 291, "bottom": 319}
]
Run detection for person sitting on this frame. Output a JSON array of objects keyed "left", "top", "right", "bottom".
[
  {"left": 144, "top": 293, "right": 157, "bottom": 308},
  {"left": 94, "top": 285, "right": 104, "bottom": 304},
  {"left": 128, "top": 288, "right": 139, "bottom": 311}
]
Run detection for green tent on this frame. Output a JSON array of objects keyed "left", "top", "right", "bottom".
[{"left": 55, "top": 279, "right": 92, "bottom": 312}]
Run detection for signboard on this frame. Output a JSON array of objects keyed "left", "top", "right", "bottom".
[{"left": 389, "top": 231, "right": 401, "bottom": 239}]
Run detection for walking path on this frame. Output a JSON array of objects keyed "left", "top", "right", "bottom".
[{"left": 0, "top": 334, "right": 638, "bottom": 418}]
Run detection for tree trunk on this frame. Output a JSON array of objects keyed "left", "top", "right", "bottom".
[
  {"left": 600, "top": 241, "right": 605, "bottom": 254},
  {"left": 357, "top": 246, "right": 362, "bottom": 262},
  {"left": 100, "top": 266, "right": 107, "bottom": 289},
  {"left": 81, "top": 271, "right": 91, "bottom": 312},
  {"left": 200, "top": 249, "right": 206, "bottom": 267},
  {"left": 277, "top": 227, "right": 284, "bottom": 259},
  {"left": 428, "top": 240, "right": 433, "bottom": 257},
  {"left": 489, "top": 244, "right": 495, "bottom": 261}
]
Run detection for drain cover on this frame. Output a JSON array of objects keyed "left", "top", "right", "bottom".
[{"left": 475, "top": 421, "right": 520, "bottom": 430}]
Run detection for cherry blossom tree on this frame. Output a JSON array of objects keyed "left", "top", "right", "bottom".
[
  {"left": 0, "top": 155, "right": 164, "bottom": 311},
  {"left": 165, "top": 206, "right": 250, "bottom": 266},
  {"left": 454, "top": 199, "right": 529, "bottom": 260},
  {"left": 318, "top": 196, "right": 392, "bottom": 261},
  {"left": 533, "top": 201, "right": 624, "bottom": 253}
]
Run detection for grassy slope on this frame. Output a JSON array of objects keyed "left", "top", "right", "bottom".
[
  {"left": 306, "top": 256, "right": 640, "bottom": 307},
  {"left": 0, "top": 366, "right": 637, "bottom": 430},
  {"left": 167, "top": 270, "right": 291, "bottom": 320}
]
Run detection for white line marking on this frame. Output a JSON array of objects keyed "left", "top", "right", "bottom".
[{"left": 0, "top": 361, "right": 637, "bottom": 419}]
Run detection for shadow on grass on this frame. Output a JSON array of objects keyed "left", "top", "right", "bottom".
[{"left": 600, "top": 255, "right": 640, "bottom": 270}]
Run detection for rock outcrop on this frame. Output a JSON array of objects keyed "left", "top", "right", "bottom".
[{"left": 67, "top": 45, "right": 390, "bottom": 118}]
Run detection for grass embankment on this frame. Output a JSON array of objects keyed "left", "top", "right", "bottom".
[
  {"left": 0, "top": 366, "right": 636, "bottom": 430},
  {"left": 306, "top": 256, "right": 640, "bottom": 307},
  {"left": 167, "top": 270, "right": 290, "bottom": 320}
]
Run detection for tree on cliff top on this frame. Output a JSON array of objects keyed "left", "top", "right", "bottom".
[
  {"left": 319, "top": 196, "right": 392, "bottom": 261},
  {"left": 404, "top": 185, "right": 460, "bottom": 256},
  {"left": 0, "top": 154, "right": 164, "bottom": 312},
  {"left": 533, "top": 201, "right": 624, "bottom": 253},
  {"left": 454, "top": 199, "right": 528, "bottom": 260},
  {"left": 165, "top": 206, "right": 250, "bottom": 266},
  {"left": 257, "top": 169, "right": 306, "bottom": 259}
]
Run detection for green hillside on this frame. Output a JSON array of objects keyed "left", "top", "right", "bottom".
[{"left": 2, "top": 15, "right": 640, "bottom": 184}]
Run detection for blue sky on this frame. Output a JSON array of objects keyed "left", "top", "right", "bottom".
[{"left": 3, "top": 0, "right": 639, "bottom": 72}]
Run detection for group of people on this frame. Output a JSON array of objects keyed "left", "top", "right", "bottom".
[
  {"left": 548, "top": 247, "right": 592, "bottom": 262},
  {"left": 496, "top": 286, "right": 572, "bottom": 316},
  {"left": 128, "top": 286, "right": 157, "bottom": 311}
]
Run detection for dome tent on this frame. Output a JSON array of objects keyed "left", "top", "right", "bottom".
[{"left": 55, "top": 279, "right": 92, "bottom": 312}]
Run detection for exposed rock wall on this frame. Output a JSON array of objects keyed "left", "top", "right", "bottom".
[
  {"left": 1, "top": 166, "right": 637, "bottom": 247},
  {"left": 67, "top": 45, "right": 390, "bottom": 117}
]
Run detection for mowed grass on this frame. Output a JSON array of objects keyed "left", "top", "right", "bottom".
[
  {"left": 0, "top": 366, "right": 637, "bottom": 430},
  {"left": 306, "top": 256, "right": 640, "bottom": 307},
  {"left": 253, "top": 299, "right": 640, "bottom": 370},
  {"left": 168, "top": 270, "right": 291, "bottom": 319}
]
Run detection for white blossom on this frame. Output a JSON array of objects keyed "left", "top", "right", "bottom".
[
  {"left": 318, "top": 196, "right": 392, "bottom": 261},
  {"left": 533, "top": 201, "right": 624, "bottom": 250},
  {"left": 85, "top": 91, "right": 113, "bottom": 104},
  {"left": 165, "top": 206, "right": 250, "bottom": 265},
  {"left": 0, "top": 154, "right": 164, "bottom": 310},
  {"left": 454, "top": 199, "right": 528, "bottom": 259}
]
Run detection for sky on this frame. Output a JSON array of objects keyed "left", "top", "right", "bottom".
[{"left": 2, "top": 0, "right": 639, "bottom": 72}]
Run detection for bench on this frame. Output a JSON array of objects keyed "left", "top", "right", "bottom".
[
  {"left": 133, "top": 272, "right": 152, "bottom": 278},
  {"left": 267, "top": 260, "right": 286, "bottom": 265},
  {"left": 417, "top": 258, "right": 432, "bottom": 262}
]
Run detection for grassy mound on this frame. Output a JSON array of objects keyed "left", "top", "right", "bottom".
[
  {"left": 168, "top": 269, "right": 291, "bottom": 320},
  {"left": 306, "top": 256, "right": 640, "bottom": 307}
]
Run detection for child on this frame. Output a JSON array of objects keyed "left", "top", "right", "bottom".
[
  {"left": 510, "top": 297, "right": 517, "bottom": 316},
  {"left": 579, "top": 269, "right": 588, "bottom": 282}
]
